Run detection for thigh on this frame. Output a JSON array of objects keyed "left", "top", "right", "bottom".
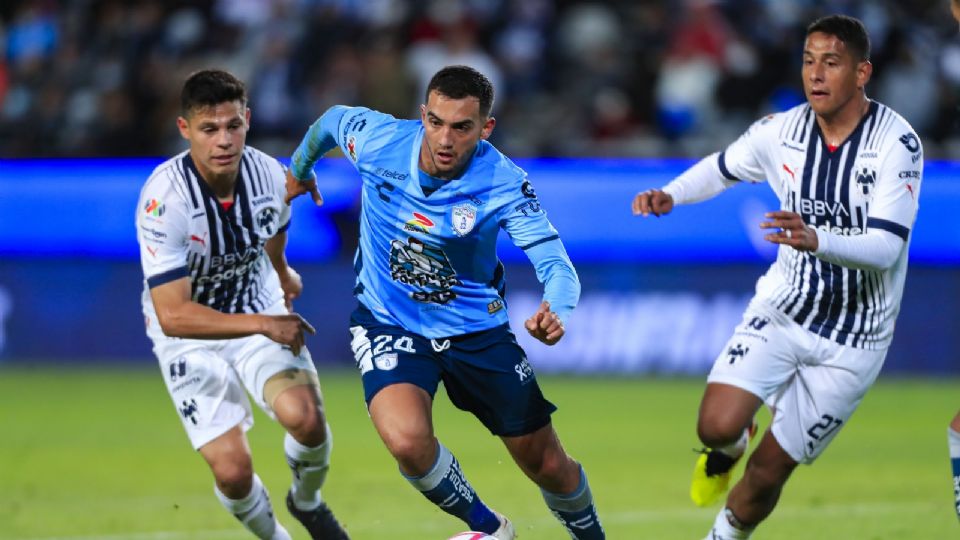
[
  {"left": 227, "top": 333, "right": 317, "bottom": 420},
  {"left": 157, "top": 344, "right": 253, "bottom": 450},
  {"left": 707, "top": 305, "right": 810, "bottom": 401},
  {"left": 228, "top": 301, "right": 320, "bottom": 419},
  {"left": 769, "top": 343, "right": 886, "bottom": 464},
  {"left": 442, "top": 326, "right": 557, "bottom": 437},
  {"left": 348, "top": 309, "right": 442, "bottom": 404}
]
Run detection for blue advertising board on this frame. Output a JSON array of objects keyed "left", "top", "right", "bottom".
[{"left": 0, "top": 158, "right": 956, "bottom": 373}]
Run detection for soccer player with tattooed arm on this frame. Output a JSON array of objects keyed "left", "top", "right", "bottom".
[
  {"left": 285, "top": 65, "right": 605, "bottom": 539},
  {"left": 136, "top": 69, "right": 349, "bottom": 540},
  {"left": 632, "top": 15, "right": 922, "bottom": 540}
]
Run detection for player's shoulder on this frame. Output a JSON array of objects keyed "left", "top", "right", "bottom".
[
  {"left": 242, "top": 145, "right": 285, "bottom": 176},
  {"left": 475, "top": 140, "right": 525, "bottom": 182},
  {"left": 141, "top": 150, "right": 190, "bottom": 200},
  {"left": 746, "top": 104, "right": 809, "bottom": 139},
  {"left": 871, "top": 101, "right": 922, "bottom": 156}
]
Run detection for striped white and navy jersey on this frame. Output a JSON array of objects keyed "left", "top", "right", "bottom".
[
  {"left": 719, "top": 101, "right": 922, "bottom": 349},
  {"left": 137, "top": 146, "right": 291, "bottom": 317}
]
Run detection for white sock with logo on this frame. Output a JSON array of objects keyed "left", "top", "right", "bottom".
[
  {"left": 284, "top": 423, "right": 332, "bottom": 511},
  {"left": 214, "top": 473, "right": 291, "bottom": 540},
  {"left": 703, "top": 507, "right": 752, "bottom": 540}
]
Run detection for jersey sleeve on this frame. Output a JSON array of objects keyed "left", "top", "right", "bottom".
[
  {"left": 289, "top": 105, "right": 396, "bottom": 180},
  {"left": 866, "top": 131, "right": 922, "bottom": 240},
  {"left": 136, "top": 176, "right": 190, "bottom": 288},
  {"left": 717, "top": 114, "right": 777, "bottom": 183},
  {"left": 498, "top": 176, "right": 581, "bottom": 323}
]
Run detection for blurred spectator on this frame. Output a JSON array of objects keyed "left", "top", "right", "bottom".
[{"left": 0, "top": 0, "right": 957, "bottom": 159}]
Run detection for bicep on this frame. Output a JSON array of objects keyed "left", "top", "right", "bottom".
[{"left": 149, "top": 276, "right": 192, "bottom": 322}]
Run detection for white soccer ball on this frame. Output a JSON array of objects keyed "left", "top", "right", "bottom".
[{"left": 447, "top": 533, "right": 497, "bottom": 540}]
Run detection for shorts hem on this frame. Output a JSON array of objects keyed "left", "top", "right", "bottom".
[{"left": 705, "top": 374, "right": 766, "bottom": 402}]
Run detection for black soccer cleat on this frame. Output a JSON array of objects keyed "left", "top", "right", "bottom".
[{"left": 285, "top": 491, "right": 350, "bottom": 540}]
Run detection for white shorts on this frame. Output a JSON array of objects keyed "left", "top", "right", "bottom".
[
  {"left": 707, "top": 300, "right": 887, "bottom": 464},
  {"left": 146, "top": 300, "right": 317, "bottom": 450}
]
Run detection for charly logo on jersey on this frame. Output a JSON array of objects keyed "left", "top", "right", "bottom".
[
  {"left": 144, "top": 198, "right": 165, "bottom": 217},
  {"left": 451, "top": 203, "right": 477, "bottom": 236},
  {"left": 389, "top": 237, "right": 460, "bottom": 304},
  {"left": 255, "top": 207, "right": 278, "bottom": 236},
  {"left": 404, "top": 212, "right": 435, "bottom": 234},
  {"left": 855, "top": 167, "right": 877, "bottom": 196}
]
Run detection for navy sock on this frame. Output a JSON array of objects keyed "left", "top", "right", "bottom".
[
  {"left": 541, "top": 466, "right": 605, "bottom": 540},
  {"left": 405, "top": 442, "right": 500, "bottom": 533}
]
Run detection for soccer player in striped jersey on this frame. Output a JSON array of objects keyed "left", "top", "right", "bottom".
[
  {"left": 285, "top": 65, "right": 605, "bottom": 540},
  {"left": 633, "top": 15, "right": 922, "bottom": 539},
  {"left": 136, "top": 70, "right": 348, "bottom": 540},
  {"left": 948, "top": 2, "right": 960, "bottom": 524}
]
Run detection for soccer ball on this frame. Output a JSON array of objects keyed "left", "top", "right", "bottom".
[{"left": 447, "top": 533, "right": 497, "bottom": 540}]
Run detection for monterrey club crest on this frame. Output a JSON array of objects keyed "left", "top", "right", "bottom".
[{"left": 451, "top": 203, "right": 477, "bottom": 237}]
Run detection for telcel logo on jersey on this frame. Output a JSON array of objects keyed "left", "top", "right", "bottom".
[
  {"left": 404, "top": 212, "right": 435, "bottom": 234},
  {"left": 144, "top": 198, "right": 165, "bottom": 217}
]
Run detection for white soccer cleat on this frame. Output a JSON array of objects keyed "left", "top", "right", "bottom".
[{"left": 491, "top": 511, "right": 516, "bottom": 540}]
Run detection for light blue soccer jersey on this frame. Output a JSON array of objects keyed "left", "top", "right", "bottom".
[{"left": 291, "top": 106, "right": 579, "bottom": 338}]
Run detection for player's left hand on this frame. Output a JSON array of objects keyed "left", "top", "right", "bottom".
[
  {"left": 285, "top": 169, "right": 323, "bottom": 206},
  {"left": 524, "top": 300, "right": 565, "bottom": 346},
  {"left": 278, "top": 266, "right": 303, "bottom": 311},
  {"left": 760, "top": 210, "right": 818, "bottom": 252}
]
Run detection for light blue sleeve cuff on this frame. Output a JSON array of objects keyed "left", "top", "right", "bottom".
[
  {"left": 524, "top": 238, "right": 580, "bottom": 325},
  {"left": 290, "top": 105, "right": 349, "bottom": 180}
]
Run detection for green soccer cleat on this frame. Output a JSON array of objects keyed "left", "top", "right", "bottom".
[{"left": 690, "top": 423, "right": 757, "bottom": 507}]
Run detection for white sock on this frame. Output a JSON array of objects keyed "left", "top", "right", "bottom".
[
  {"left": 717, "top": 426, "right": 751, "bottom": 459},
  {"left": 703, "top": 507, "right": 752, "bottom": 540},
  {"left": 285, "top": 423, "right": 332, "bottom": 511},
  {"left": 214, "top": 473, "right": 291, "bottom": 540},
  {"left": 948, "top": 427, "right": 960, "bottom": 458}
]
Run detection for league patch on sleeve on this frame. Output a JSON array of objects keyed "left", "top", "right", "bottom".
[{"left": 143, "top": 198, "right": 166, "bottom": 218}]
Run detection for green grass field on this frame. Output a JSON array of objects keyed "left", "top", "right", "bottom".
[{"left": 0, "top": 367, "right": 956, "bottom": 539}]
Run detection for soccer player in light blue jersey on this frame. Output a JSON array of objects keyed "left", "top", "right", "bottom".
[{"left": 285, "top": 65, "right": 605, "bottom": 540}]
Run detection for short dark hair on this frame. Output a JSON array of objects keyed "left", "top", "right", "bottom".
[
  {"left": 426, "top": 65, "right": 494, "bottom": 117},
  {"left": 806, "top": 14, "right": 870, "bottom": 62},
  {"left": 180, "top": 69, "right": 247, "bottom": 117}
]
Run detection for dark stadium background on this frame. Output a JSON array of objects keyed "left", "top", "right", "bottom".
[{"left": 1, "top": 0, "right": 958, "bottom": 373}]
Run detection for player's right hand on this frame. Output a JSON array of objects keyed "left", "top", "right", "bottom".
[
  {"left": 631, "top": 189, "right": 674, "bottom": 217},
  {"left": 261, "top": 313, "right": 316, "bottom": 356},
  {"left": 284, "top": 169, "right": 324, "bottom": 207}
]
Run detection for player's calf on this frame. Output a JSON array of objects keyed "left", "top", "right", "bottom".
[
  {"left": 405, "top": 441, "right": 503, "bottom": 534},
  {"left": 541, "top": 466, "right": 605, "bottom": 540}
]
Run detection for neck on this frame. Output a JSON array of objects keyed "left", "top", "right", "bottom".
[
  {"left": 200, "top": 169, "right": 236, "bottom": 200},
  {"left": 816, "top": 94, "right": 870, "bottom": 146}
]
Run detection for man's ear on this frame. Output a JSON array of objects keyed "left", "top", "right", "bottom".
[
  {"left": 480, "top": 116, "right": 496, "bottom": 140},
  {"left": 857, "top": 60, "right": 873, "bottom": 90},
  {"left": 176, "top": 116, "right": 190, "bottom": 140}
]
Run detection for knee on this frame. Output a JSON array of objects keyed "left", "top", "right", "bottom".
[
  {"left": 382, "top": 429, "right": 435, "bottom": 473},
  {"left": 697, "top": 412, "right": 749, "bottom": 448},
  {"left": 277, "top": 399, "right": 326, "bottom": 445},
  {"left": 741, "top": 457, "right": 791, "bottom": 496},
  {"left": 211, "top": 458, "right": 254, "bottom": 498}
]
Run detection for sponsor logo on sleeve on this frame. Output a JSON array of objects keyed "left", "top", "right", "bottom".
[
  {"left": 347, "top": 135, "right": 358, "bottom": 162},
  {"left": 144, "top": 198, "right": 165, "bottom": 217}
]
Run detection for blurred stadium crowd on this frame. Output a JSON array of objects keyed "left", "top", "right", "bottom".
[{"left": 1, "top": 0, "right": 958, "bottom": 159}]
